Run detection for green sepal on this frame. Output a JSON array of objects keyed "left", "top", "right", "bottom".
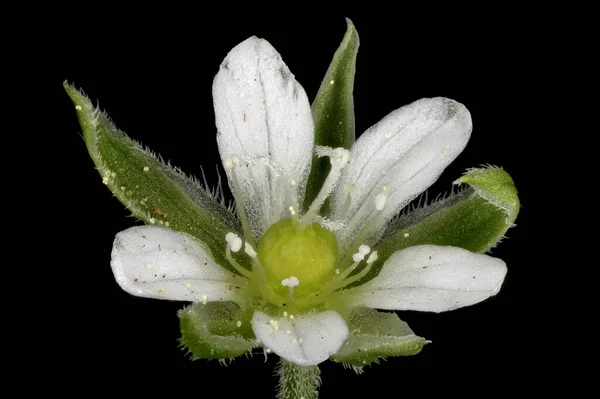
[
  {"left": 357, "top": 166, "right": 519, "bottom": 286},
  {"left": 178, "top": 301, "right": 257, "bottom": 360},
  {"left": 65, "top": 82, "right": 242, "bottom": 271},
  {"left": 454, "top": 166, "right": 519, "bottom": 225},
  {"left": 331, "top": 307, "right": 428, "bottom": 368},
  {"left": 303, "top": 19, "right": 359, "bottom": 212}
]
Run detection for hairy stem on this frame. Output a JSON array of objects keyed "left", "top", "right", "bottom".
[{"left": 275, "top": 360, "right": 321, "bottom": 399}]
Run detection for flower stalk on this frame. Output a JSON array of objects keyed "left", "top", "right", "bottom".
[{"left": 276, "top": 360, "right": 321, "bottom": 399}]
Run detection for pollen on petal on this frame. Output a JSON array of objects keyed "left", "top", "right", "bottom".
[
  {"left": 375, "top": 193, "right": 388, "bottom": 211},
  {"left": 344, "top": 183, "right": 357, "bottom": 198},
  {"left": 269, "top": 320, "right": 280, "bottom": 331},
  {"left": 224, "top": 155, "right": 240, "bottom": 169}
]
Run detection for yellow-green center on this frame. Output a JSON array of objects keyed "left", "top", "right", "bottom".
[{"left": 257, "top": 218, "right": 338, "bottom": 298}]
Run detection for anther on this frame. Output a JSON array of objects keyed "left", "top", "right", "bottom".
[
  {"left": 244, "top": 242, "right": 257, "bottom": 258},
  {"left": 344, "top": 183, "right": 357, "bottom": 198},
  {"left": 226, "top": 232, "right": 242, "bottom": 252},
  {"left": 366, "top": 251, "right": 378, "bottom": 264},
  {"left": 352, "top": 245, "right": 371, "bottom": 262}
]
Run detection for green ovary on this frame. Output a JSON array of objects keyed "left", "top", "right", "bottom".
[{"left": 258, "top": 219, "right": 338, "bottom": 299}]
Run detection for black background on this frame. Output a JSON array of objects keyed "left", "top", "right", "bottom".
[{"left": 47, "top": 9, "right": 545, "bottom": 396}]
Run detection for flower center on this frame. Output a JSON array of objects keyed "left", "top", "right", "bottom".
[{"left": 257, "top": 218, "right": 338, "bottom": 298}]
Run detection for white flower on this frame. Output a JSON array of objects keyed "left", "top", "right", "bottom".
[{"left": 110, "top": 37, "right": 507, "bottom": 366}]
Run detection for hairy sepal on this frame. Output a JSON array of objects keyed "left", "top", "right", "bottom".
[
  {"left": 356, "top": 166, "right": 519, "bottom": 286},
  {"left": 65, "top": 82, "right": 242, "bottom": 270},
  {"left": 331, "top": 307, "right": 428, "bottom": 367},
  {"left": 178, "top": 302, "right": 256, "bottom": 360},
  {"left": 304, "top": 19, "right": 359, "bottom": 212}
]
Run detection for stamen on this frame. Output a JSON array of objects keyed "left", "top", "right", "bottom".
[
  {"left": 337, "top": 261, "right": 359, "bottom": 281},
  {"left": 340, "top": 251, "right": 378, "bottom": 287},
  {"left": 258, "top": 158, "right": 300, "bottom": 223},
  {"left": 339, "top": 245, "right": 370, "bottom": 280},
  {"left": 341, "top": 191, "right": 387, "bottom": 268},
  {"left": 339, "top": 183, "right": 356, "bottom": 220},
  {"left": 250, "top": 253, "right": 288, "bottom": 307},
  {"left": 224, "top": 155, "right": 255, "bottom": 247},
  {"left": 352, "top": 244, "right": 370, "bottom": 262},
  {"left": 225, "top": 233, "right": 252, "bottom": 279},
  {"left": 298, "top": 250, "right": 378, "bottom": 310},
  {"left": 366, "top": 251, "right": 378, "bottom": 264},
  {"left": 300, "top": 146, "right": 350, "bottom": 226},
  {"left": 244, "top": 242, "right": 257, "bottom": 258}
]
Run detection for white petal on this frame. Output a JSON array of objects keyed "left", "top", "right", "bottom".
[
  {"left": 344, "top": 245, "right": 507, "bottom": 313},
  {"left": 331, "top": 98, "right": 472, "bottom": 250},
  {"left": 252, "top": 310, "right": 349, "bottom": 366},
  {"left": 213, "top": 37, "right": 314, "bottom": 238},
  {"left": 111, "top": 226, "right": 245, "bottom": 302}
]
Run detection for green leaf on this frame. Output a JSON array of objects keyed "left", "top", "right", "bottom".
[
  {"left": 331, "top": 307, "right": 428, "bottom": 368},
  {"left": 356, "top": 166, "right": 519, "bottom": 286},
  {"left": 303, "top": 19, "right": 360, "bottom": 212},
  {"left": 275, "top": 359, "right": 321, "bottom": 399},
  {"left": 65, "top": 82, "right": 242, "bottom": 271},
  {"left": 178, "top": 301, "right": 256, "bottom": 360}
]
